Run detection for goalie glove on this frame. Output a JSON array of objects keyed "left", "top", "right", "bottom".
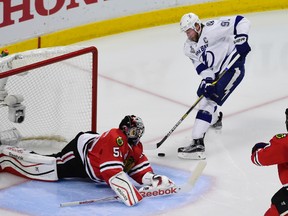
[{"left": 140, "top": 172, "right": 175, "bottom": 191}]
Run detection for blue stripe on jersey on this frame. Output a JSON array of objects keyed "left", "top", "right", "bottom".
[
  {"left": 234, "top": 15, "right": 244, "bottom": 35},
  {"left": 196, "top": 63, "right": 208, "bottom": 75}
]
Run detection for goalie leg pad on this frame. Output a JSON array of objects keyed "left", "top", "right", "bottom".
[
  {"left": 0, "top": 145, "right": 58, "bottom": 181},
  {"left": 109, "top": 171, "right": 142, "bottom": 206}
]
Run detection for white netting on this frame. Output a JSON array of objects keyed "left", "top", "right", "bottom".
[{"left": 0, "top": 46, "right": 97, "bottom": 146}]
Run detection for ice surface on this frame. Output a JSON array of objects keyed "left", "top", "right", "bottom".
[{"left": 1, "top": 9, "right": 288, "bottom": 216}]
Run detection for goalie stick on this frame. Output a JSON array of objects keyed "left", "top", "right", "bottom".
[
  {"left": 145, "top": 52, "right": 241, "bottom": 150},
  {"left": 60, "top": 160, "right": 207, "bottom": 207}
]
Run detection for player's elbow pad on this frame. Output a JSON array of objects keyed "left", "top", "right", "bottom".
[{"left": 109, "top": 171, "right": 143, "bottom": 206}]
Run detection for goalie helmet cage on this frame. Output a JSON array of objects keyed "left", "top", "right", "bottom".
[{"left": 0, "top": 46, "right": 97, "bottom": 145}]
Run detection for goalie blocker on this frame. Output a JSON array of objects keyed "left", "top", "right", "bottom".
[
  {"left": 108, "top": 171, "right": 176, "bottom": 206},
  {"left": 109, "top": 171, "right": 143, "bottom": 206}
]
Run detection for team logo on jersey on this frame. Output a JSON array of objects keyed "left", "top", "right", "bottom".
[
  {"left": 275, "top": 133, "right": 287, "bottom": 139},
  {"left": 116, "top": 136, "right": 124, "bottom": 146},
  {"left": 124, "top": 156, "right": 135, "bottom": 172}
]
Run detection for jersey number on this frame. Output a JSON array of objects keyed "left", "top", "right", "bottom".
[
  {"left": 221, "top": 21, "right": 230, "bottom": 27},
  {"left": 113, "top": 147, "right": 121, "bottom": 157}
]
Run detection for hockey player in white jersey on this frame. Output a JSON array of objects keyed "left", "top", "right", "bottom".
[{"left": 178, "top": 13, "right": 251, "bottom": 160}]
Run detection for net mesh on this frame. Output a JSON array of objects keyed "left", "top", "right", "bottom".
[{"left": 0, "top": 46, "right": 97, "bottom": 146}]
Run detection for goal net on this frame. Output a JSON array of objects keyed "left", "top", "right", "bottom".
[{"left": 0, "top": 46, "right": 97, "bottom": 148}]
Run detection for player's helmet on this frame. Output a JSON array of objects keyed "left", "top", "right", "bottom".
[
  {"left": 285, "top": 108, "right": 288, "bottom": 131},
  {"left": 180, "top": 13, "right": 201, "bottom": 32},
  {"left": 119, "top": 115, "right": 145, "bottom": 145}
]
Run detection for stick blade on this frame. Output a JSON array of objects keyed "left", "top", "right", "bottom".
[
  {"left": 181, "top": 160, "right": 207, "bottom": 192},
  {"left": 188, "top": 160, "right": 207, "bottom": 186}
]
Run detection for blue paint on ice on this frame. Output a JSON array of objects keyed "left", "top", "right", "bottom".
[{"left": 0, "top": 164, "right": 212, "bottom": 216}]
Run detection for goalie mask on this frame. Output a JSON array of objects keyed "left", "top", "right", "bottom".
[{"left": 119, "top": 115, "right": 145, "bottom": 145}]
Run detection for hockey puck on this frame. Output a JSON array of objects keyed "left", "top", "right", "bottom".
[{"left": 158, "top": 153, "right": 165, "bottom": 157}]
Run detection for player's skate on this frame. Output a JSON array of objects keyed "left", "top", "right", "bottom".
[
  {"left": 211, "top": 112, "right": 223, "bottom": 130},
  {"left": 178, "top": 138, "right": 206, "bottom": 160}
]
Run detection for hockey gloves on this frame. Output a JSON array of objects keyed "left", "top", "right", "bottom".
[
  {"left": 141, "top": 172, "right": 175, "bottom": 191},
  {"left": 197, "top": 77, "right": 217, "bottom": 99},
  {"left": 251, "top": 142, "right": 269, "bottom": 154},
  {"left": 234, "top": 34, "right": 251, "bottom": 58}
]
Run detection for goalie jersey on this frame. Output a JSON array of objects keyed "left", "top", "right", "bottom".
[
  {"left": 183, "top": 15, "right": 250, "bottom": 80},
  {"left": 79, "top": 128, "right": 153, "bottom": 185}
]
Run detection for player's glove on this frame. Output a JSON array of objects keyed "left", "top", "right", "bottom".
[
  {"left": 234, "top": 34, "right": 251, "bottom": 58},
  {"left": 141, "top": 172, "right": 175, "bottom": 191},
  {"left": 251, "top": 142, "right": 269, "bottom": 154},
  {"left": 197, "top": 77, "right": 217, "bottom": 99}
]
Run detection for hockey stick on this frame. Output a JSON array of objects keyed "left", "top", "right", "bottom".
[
  {"left": 60, "top": 161, "right": 207, "bottom": 207},
  {"left": 60, "top": 196, "right": 119, "bottom": 207},
  {"left": 149, "top": 53, "right": 241, "bottom": 150}
]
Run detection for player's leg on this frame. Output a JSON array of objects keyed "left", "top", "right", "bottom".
[
  {"left": 0, "top": 131, "right": 100, "bottom": 181},
  {"left": 178, "top": 98, "right": 217, "bottom": 160},
  {"left": 49, "top": 131, "right": 97, "bottom": 179},
  {"left": 210, "top": 107, "right": 223, "bottom": 130}
]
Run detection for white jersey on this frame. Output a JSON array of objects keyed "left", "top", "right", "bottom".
[{"left": 183, "top": 15, "right": 250, "bottom": 80}]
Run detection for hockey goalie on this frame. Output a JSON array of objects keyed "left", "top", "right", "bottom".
[{"left": 0, "top": 115, "right": 175, "bottom": 206}]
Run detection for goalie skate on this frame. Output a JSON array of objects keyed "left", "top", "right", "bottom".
[{"left": 178, "top": 138, "right": 206, "bottom": 160}]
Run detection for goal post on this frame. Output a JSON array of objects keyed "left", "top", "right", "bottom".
[{"left": 0, "top": 46, "right": 98, "bottom": 146}]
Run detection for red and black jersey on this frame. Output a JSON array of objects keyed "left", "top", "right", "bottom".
[
  {"left": 251, "top": 133, "right": 288, "bottom": 185},
  {"left": 80, "top": 128, "right": 153, "bottom": 185}
]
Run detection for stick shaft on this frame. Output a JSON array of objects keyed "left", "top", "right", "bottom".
[
  {"left": 156, "top": 96, "right": 203, "bottom": 148},
  {"left": 60, "top": 196, "right": 118, "bottom": 207}
]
